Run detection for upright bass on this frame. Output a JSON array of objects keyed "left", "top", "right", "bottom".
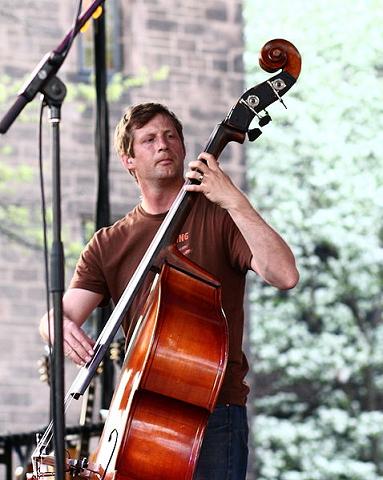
[{"left": 28, "top": 39, "right": 301, "bottom": 480}]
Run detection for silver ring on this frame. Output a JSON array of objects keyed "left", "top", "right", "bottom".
[{"left": 198, "top": 174, "right": 204, "bottom": 182}]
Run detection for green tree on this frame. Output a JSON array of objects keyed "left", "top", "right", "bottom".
[
  {"left": 0, "top": 75, "right": 44, "bottom": 250},
  {"left": 244, "top": 1, "right": 383, "bottom": 478}
]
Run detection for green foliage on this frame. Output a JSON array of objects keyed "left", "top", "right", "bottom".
[
  {"left": 244, "top": 0, "right": 383, "bottom": 478},
  {"left": 0, "top": 162, "right": 32, "bottom": 186},
  {"left": 0, "top": 161, "right": 41, "bottom": 249},
  {"left": 108, "top": 66, "right": 170, "bottom": 101},
  {"left": 0, "top": 75, "right": 19, "bottom": 103},
  {"left": 67, "top": 65, "right": 169, "bottom": 109}
]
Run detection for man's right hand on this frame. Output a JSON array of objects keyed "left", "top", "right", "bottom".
[
  {"left": 39, "top": 288, "right": 104, "bottom": 366},
  {"left": 62, "top": 316, "right": 95, "bottom": 365}
]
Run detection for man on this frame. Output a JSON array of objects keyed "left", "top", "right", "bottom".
[{"left": 40, "top": 102, "right": 299, "bottom": 479}]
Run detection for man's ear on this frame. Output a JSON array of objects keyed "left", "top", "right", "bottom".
[{"left": 121, "top": 154, "right": 135, "bottom": 173}]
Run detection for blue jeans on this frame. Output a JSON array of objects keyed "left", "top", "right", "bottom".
[{"left": 193, "top": 404, "right": 249, "bottom": 480}]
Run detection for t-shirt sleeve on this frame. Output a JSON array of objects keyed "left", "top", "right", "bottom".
[
  {"left": 223, "top": 212, "right": 253, "bottom": 273},
  {"left": 69, "top": 231, "right": 111, "bottom": 304}
]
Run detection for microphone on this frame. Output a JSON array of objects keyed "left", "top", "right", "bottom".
[{"left": 0, "top": 51, "right": 63, "bottom": 134}]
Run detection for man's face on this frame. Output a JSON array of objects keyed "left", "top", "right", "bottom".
[{"left": 122, "top": 113, "right": 185, "bottom": 185}]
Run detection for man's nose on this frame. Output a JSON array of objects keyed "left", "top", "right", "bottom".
[{"left": 157, "top": 135, "right": 169, "bottom": 150}]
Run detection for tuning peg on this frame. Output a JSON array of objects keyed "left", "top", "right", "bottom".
[
  {"left": 259, "top": 112, "right": 272, "bottom": 127},
  {"left": 248, "top": 128, "right": 262, "bottom": 142}
]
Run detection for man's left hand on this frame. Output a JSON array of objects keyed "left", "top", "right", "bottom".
[{"left": 184, "top": 152, "right": 243, "bottom": 210}]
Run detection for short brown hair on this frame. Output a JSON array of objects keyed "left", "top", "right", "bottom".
[{"left": 114, "top": 103, "right": 185, "bottom": 157}]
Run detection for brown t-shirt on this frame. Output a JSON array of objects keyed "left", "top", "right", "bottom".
[{"left": 70, "top": 194, "right": 253, "bottom": 405}]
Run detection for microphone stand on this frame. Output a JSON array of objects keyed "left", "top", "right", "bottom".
[{"left": 40, "top": 73, "right": 67, "bottom": 480}]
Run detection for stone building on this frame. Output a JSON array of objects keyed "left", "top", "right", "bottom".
[{"left": 0, "top": 0, "right": 246, "bottom": 476}]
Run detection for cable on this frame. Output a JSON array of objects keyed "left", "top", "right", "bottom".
[
  {"left": 62, "top": 0, "right": 84, "bottom": 60},
  {"left": 38, "top": 97, "right": 54, "bottom": 425}
]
